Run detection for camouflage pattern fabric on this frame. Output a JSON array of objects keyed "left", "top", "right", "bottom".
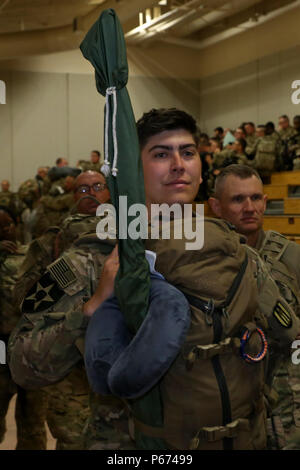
[
  {"left": 279, "top": 126, "right": 297, "bottom": 142},
  {"left": 213, "top": 149, "right": 250, "bottom": 169},
  {"left": 33, "top": 193, "right": 74, "bottom": 238},
  {"left": 45, "top": 365, "right": 90, "bottom": 450},
  {"left": 0, "top": 363, "right": 48, "bottom": 450},
  {"left": 287, "top": 132, "right": 300, "bottom": 170},
  {"left": 0, "top": 191, "right": 22, "bottom": 219},
  {"left": 8, "top": 233, "right": 135, "bottom": 450},
  {"left": 0, "top": 244, "right": 48, "bottom": 449},
  {"left": 256, "top": 230, "right": 300, "bottom": 449},
  {"left": 0, "top": 243, "right": 28, "bottom": 335},
  {"left": 84, "top": 392, "right": 135, "bottom": 450},
  {"left": 77, "top": 161, "right": 101, "bottom": 173},
  {"left": 271, "top": 361, "right": 300, "bottom": 450},
  {"left": 245, "top": 134, "right": 258, "bottom": 158},
  {"left": 251, "top": 135, "right": 282, "bottom": 174}
]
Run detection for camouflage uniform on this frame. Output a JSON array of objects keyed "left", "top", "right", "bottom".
[
  {"left": 287, "top": 131, "right": 300, "bottom": 170},
  {"left": 255, "top": 230, "right": 300, "bottom": 449},
  {"left": 8, "top": 219, "right": 135, "bottom": 450},
  {"left": 77, "top": 161, "right": 101, "bottom": 173},
  {"left": 251, "top": 135, "right": 282, "bottom": 181},
  {"left": 0, "top": 243, "right": 47, "bottom": 449},
  {"left": 0, "top": 191, "right": 20, "bottom": 217},
  {"left": 213, "top": 149, "right": 249, "bottom": 170},
  {"left": 279, "top": 126, "right": 297, "bottom": 142},
  {"left": 18, "top": 179, "right": 40, "bottom": 244},
  {"left": 245, "top": 135, "right": 258, "bottom": 158},
  {"left": 33, "top": 193, "right": 74, "bottom": 239}
]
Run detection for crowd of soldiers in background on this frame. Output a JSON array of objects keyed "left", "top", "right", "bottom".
[
  {"left": 198, "top": 114, "right": 300, "bottom": 200},
  {"left": 0, "top": 115, "right": 299, "bottom": 450},
  {"left": 2, "top": 114, "right": 300, "bottom": 246},
  {"left": 0, "top": 149, "right": 106, "bottom": 449},
  {"left": 0, "top": 150, "right": 102, "bottom": 246}
]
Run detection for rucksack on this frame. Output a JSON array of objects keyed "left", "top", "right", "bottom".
[
  {"left": 140, "top": 217, "right": 268, "bottom": 450},
  {"left": 255, "top": 138, "right": 277, "bottom": 171},
  {"left": 130, "top": 217, "right": 299, "bottom": 450},
  {"left": 258, "top": 230, "right": 300, "bottom": 317},
  {"left": 13, "top": 214, "right": 100, "bottom": 309}
]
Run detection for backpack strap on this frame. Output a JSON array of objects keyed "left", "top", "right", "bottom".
[
  {"left": 190, "top": 418, "right": 251, "bottom": 448},
  {"left": 184, "top": 254, "right": 248, "bottom": 324},
  {"left": 186, "top": 337, "right": 241, "bottom": 363},
  {"left": 259, "top": 230, "right": 290, "bottom": 262}
]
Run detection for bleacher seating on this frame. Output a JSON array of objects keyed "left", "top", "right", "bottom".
[{"left": 263, "top": 170, "right": 300, "bottom": 244}]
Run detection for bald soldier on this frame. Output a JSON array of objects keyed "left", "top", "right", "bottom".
[{"left": 208, "top": 164, "right": 300, "bottom": 449}]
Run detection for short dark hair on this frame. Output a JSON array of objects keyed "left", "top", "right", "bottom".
[
  {"left": 91, "top": 150, "right": 100, "bottom": 157},
  {"left": 136, "top": 108, "right": 200, "bottom": 149},
  {"left": 214, "top": 164, "right": 262, "bottom": 198},
  {"left": 214, "top": 126, "right": 224, "bottom": 134},
  {"left": 236, "top": 138, "right": 247, "bottom": 153},
  {"left": 56, "top": 157, "right": 63, "bottom": 165},
  {"left": 0, "top": 205, "right": 17, "bottom": 224},
  {"left": 265, "top": 121, "right": 275, "bottom": 130},
  {"left": 247, "top": 122, "right": 255, "bottom": 128},
  {"left": 279, "top": 115, "right": 289, "bottom": 120}
]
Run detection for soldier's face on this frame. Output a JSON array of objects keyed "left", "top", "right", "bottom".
[
  {"left": 1, "top": 180, "right": 9, "bottom": 191},
  {"left": 0, "top": 211, "right": 16, "bottom": 242},
  {"left": 245, "top": 124, "right": 254, "bottom": 136},
  {"left": 74, "top": 173, "right": 110, "bottom": 215},
  {"left": 294, "top": 118, "right": 300, "bottom": 130},
  {"left": 209, "top": 175, "right": 267, "bottom": 236},
  {"left": 141, "top": 129, "right": 202, "bottom": 209},
  {"left": 234, "top": 128, "right": 245, "bottom": 139},
  {"left": 90, "top": 152, "right": 100, "bottom": 164}
]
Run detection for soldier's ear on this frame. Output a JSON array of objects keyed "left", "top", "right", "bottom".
[
  {"left": 208, "top": 197, "right": 222, "bottom": 217},
  {"left": 263, "top": 194, "right": 267, "bottom": 212}
]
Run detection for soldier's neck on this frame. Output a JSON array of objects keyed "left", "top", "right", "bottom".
[{"left": 246, "top": 231, "right": 259, "bottom": 248}]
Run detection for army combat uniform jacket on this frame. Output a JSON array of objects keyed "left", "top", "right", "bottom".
[
  {"left": 255, "top": 229, "right": 300, "bottom": 449},
  {"left": 8, "top": 227, "right": 135, "bottom": 450}
]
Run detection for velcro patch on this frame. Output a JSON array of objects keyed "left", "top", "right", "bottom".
[
  {"left": 273, "top": 301, "right": 292, "bottom": 328},
  {"left": 47, "top": 257, "right": 77, "bottom": 289},
  {"left": 22, "top": 272, "right": 64, "bottom": 313}
]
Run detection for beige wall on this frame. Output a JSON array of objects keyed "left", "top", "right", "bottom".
[
  {"left": 0, "top": 69, "right": 199, "bottom": 190},
  {"left": 2, "top": 4, "right": 300, "bottom": 189},
  {"left": 199, "top": 45, "right": 300, "bottom": 135}
]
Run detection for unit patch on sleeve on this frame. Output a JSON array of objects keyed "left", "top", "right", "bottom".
[
  {"left": 273, "top": 301, "right": 293, "bottom": 328},
  {"left": 47, "top": 256, "right": 77, "bottom": 290},
  {"left": 21, "top": 272, "right": 64, "bottom": 313}
]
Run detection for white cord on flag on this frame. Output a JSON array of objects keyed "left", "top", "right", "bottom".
[{"left": 101, "top": 86, "right": 119, "bottom": 178}]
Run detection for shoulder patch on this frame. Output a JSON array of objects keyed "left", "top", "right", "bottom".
[
  {"left": 21, "top": 272, "right": 64, "bottom": 313},
  {"left": 273, "top": 301, "right": 293, "bottom": 328},
  {"left": 47, "top": 257, "right": 77, "bottom": 289}
]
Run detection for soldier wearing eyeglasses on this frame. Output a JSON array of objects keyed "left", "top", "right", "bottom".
[
  {"left": 74, "top": 171, "right": 109, "bottom": 215},
  {"left": 6, "top": 170, "right": 115, "bottom": 450}
]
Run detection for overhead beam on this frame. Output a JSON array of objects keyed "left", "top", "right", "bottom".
[
  {"left": 0, "top": 0, "right": 157, "bottom": 59},
  {"left": 189, "top": 0, "right": 297, "bottom": 41}
]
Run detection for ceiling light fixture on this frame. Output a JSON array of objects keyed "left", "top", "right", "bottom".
[{"left": 87, "top": 0, "right": 106, "bottom": 5}]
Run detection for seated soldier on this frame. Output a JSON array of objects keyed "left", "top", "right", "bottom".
[
  {"left": 10, "top": 170, "right": 112, "bottom": 451},
  {"left": 208, "top": 164, "right": 300, "bottom": 450},
  {"left": 0, "top": 206, "right": 47, "bottom": 449}
]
